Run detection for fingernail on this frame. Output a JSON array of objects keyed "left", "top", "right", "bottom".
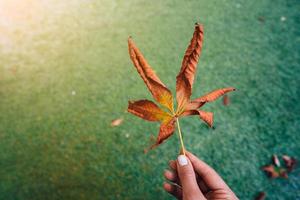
[{"left": 178, "top": 155, "right": 188, "bottom": 166}]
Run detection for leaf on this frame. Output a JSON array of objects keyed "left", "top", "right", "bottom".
[
  {"left": 254, "top": 192, "right": 266, "bottom": 200},
  {"left": 181, "top": 110, "right": 213, "bottom": 127},
  {"left": 150, "top": 117, "right": 176, "bottom": 149},
  {"left": 128, "top": 37, "right": 174, "bottom": 112},
  {"left": 176, "top": 23, "right": 204, "bottom": 112},
  {"left": 187, "top": 87, "right": 235, "bottom": 110},
  {"left": 261, "top": 165, "right": 288, "bottom": 179},
  {"left": 282, "top": 155, "right": 297, "bottom": 172},
  {"left": 128, "top": 100, "right": 171, "bottom": 122},
  {"left": 198, "top": 110, "right": 213, "bottom": 127},
  {"left": 272, "top": 154, "right": 281, "bottom": 167},
  {"left": 127, "top": 24, "right": 235, "bottom": 151},
  {"left": 223, "top": 95, "right": 229, "bottom": 106},
  {"left": 111, "top": 118, "right": 123, "bottom": 127}
]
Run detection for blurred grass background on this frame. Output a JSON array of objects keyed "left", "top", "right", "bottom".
[{"left": 0, "top": 0, "right": 299, "bottom": 199}]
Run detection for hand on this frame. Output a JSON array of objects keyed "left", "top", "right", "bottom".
[{"left": 163, "top": 151, "right": 238, "bottom": 200}]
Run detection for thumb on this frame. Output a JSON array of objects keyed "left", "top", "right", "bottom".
[{"left": 177, "top": 155, "right": 205, "bottom": 200}]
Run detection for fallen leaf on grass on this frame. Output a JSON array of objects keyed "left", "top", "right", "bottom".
[
  {"left": 111, "top": 118, "right": 123, "bottom": 127},
  {"left": 127, "top": 23, "right": 235, "bottom": 150},
  {"left": 272, "top": 154, "right": 280, "bottom": 167},
  {"left": 261, "top": 154, "right": 297, "bottom": 179},
  {"left": 223, "top": 95, "right": 229, "bottom": 106},
  {"left": 282, "top": 155, "right": 297, "bottom": 172},
  {"left": 262, "top": 164, "right": 288, "bottom": 179},
  {"left": 254, "top": 192, "right": 266, "bottom": 200}
]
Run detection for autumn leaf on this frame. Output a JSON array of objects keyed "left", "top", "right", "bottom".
[
  {"left": 262, "top": 165, "right": 288, "bottom": 179},
  {"left": 261, "top": 155, "right": 297, "bottom": 179},
  {"left": 111, "top": 118, "right": 123, "bottom": 127},
  {"left": 128, "top": 100, "right": 171, "bottom": 122},
  {"left": 272, "top": 154, "right": 280, "bottom": 167},
  {"left": 186, "top": 87, "right": 236, "bottom": 110},
  {"left": 176, "top": 23, "right": 204, "bottom": 113},
  {"left": 282, "top": 155, "right": 297, "bottom": 172},
  {"left": 128, "top": 37, "right": 174, "bottom": 112},
  {"left": 127, "top": 23, "right": 235, "bottom": 151},
  {"left": 254, "top": 192, "right": 266, "bottom": 200},
  {"left": 223, "top": 95, "right": 229, "bottom": 106}
]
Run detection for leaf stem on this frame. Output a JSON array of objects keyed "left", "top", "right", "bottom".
[{"left": 176, "top": 118, "right": 186, "bottom": 155}]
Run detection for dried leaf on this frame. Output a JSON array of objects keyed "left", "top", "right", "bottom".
[
  {"left": 198, "top": 110, "right": 213, "bottom": 127},
  {"left": 272, "top": 154, "right": 281, "bottom": 167},
  {"left": 176, "top": 23, "right": 204, "bottom": 112},
  {"left": 111, "top": 118, "right": 123, "bottom": 127},
  {"left": 223, "top": 95, "right": 229, "bottom": 106},
  {"left": 181, "top": 110, "right": 213, "bottom": 127},
  {"left": 262, "top": 165, "right": 279, "bottom": 178},
  {"left": 127, "top": 24, "right": 235, "bottom": 150},
  {"left": 151, "top": 117, "right": 176, "bottom": 149},
  {"left": 262, "top": 165, "right": 288, "bottom": 179},
  {"left": 128, "top": 100, "right": 171, "bottom": 122},
  {"left": 128, "top": 37, "right": 174, "bottom": 111},
  {"left": 254, "top": 192, "right": 266, "bottom": 200},
  {"left": 282, "top": 155, "right": 297, "bottom": 172},
  {"left": 187, "top": 87, "right": 235, "bottom": 110}
]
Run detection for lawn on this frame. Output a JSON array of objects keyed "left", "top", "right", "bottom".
[{"left": 0, "top": 0, "right": 299, "bottom": 199}]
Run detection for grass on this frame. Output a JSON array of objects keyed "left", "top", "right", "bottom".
[{"left": 0, "top": 0, "right": 299, "bottom": 199}]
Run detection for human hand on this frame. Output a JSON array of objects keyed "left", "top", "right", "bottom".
[{"left": 163, "top": 151, "right": 238, "bottom": 200}]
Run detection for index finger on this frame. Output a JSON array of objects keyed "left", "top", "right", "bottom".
[{"left": 186, "top": 151, "right": 230, "bottom": 191}]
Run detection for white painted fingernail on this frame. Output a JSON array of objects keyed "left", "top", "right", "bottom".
[{"left": 178, "top": 155, "right": 188, "bottom": 166}]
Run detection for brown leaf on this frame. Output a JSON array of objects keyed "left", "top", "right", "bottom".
[
  {"left": 282, "top": 155, "right": 297, "bottom": 172},
  {"left": 128, "top": 100, "right": 171, "bottom": 122},
  {"left": 272, "top": 154, "right": 281, "bottom": 167},
  {"left": 279, "top": 168, "right": 288, "bottom": 178},
  {"left": 254, "top": 192, "right": 266, "bottom": 200},
  {"left": 111, "top": 118, "right": 123, "bottom": 127},
  {"left": 127, "top": 24, "right": 235, "bottom": 151},
  {"left": 128, "top": 37, "right": 174, "bottom": 112},
  {"left": 198, "top": 110, "right": 213, "bottom": 127},
  {"left": 223, "top": 95, "right": 229, "bottom": 106},
  {"left": 262, "top": 165, "right": 279, "bottom": 178},
  {"left": 181, "top": 109, "right": 213, "bottom": 127},
  {"left": 176, "top": 23, "right": 204, "bottom": 113},
  {"left": 150, "top": 117, "right": 176, "bottom": 149},
  {"left": 187, "top": 87, "right": 235, "bottom": 110},
  {"left": 262, "top": 164, "right": 288, "bottom": 179}
]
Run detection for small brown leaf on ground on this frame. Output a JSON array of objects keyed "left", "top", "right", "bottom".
[
  {"left": 262, "top": 164, "right": 288, "bottom": 179},
  {"left": 282, "top": 155, "right": 297, "bottom": 172},
  {"left": 111, "top": 118, "right": 123, "bottom": 127},
  {"left": 254, "top": 192, "right": 266, "bottom": 200},
  {"left": 223, "top": 95, "right": 229, "bottom": 106},
  {"left": 262, "top": 165, "right": 279, "bottom": 178}
]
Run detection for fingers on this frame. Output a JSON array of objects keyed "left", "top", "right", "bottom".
[
  {"left": 176, "top": 155, "right": 206, "bottom": 200},
  {"left": 164, "top": 162, "right": 181, "bottom": 199},
  {"left": 170, "top": 159, "right": 210, "bottom": 194},
  {"left": 169, "top": 160, "right": 177, "bottom": 170},
  {"left": 164, "top": 170, "right": 177, "bottom": 182},
  {"left": 163, "top": 182, "right": 182, "bottom": 199},
  {"left": 185, "top": 151, "right": 230, "bottom": 191}
]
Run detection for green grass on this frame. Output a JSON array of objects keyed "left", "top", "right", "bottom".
[{"left": 0, "top": 0, "right": 299, "bottom": 199}]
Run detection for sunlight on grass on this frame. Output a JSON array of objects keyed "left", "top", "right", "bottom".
[{"left": 0, "top": 1, "right": 299, "bottom": 199}]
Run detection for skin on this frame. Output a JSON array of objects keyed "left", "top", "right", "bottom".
[{"left": 163, "top": 151, "right": 239, "bottom": 200}]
